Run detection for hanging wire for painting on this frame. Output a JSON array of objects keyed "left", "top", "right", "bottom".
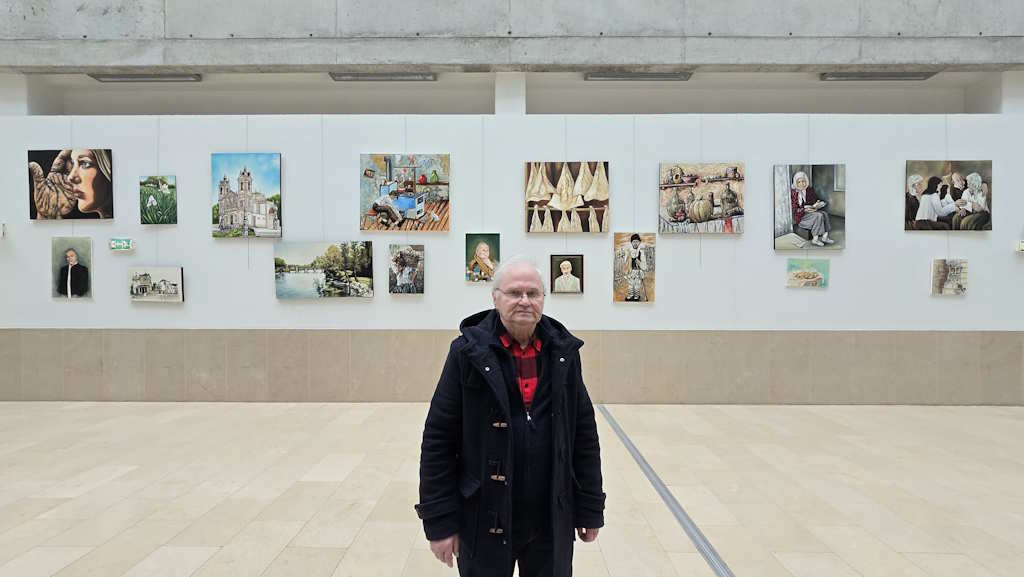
[
  {"left": 698, "top": 115, "right": 703, "bottom": 269},
  {"left": 245, "top": 116, "right": 252, "bottom": 271},
  {"left": 321, "top": 115, "right": 326, "bottom": 241},
  {"left": 944, "top": 115, "right": 950, "bottom": 259},
  {"left": 69, "top": 117, "right": 75, "bottom": 237},
  {"left": 564, "top": 116, "right": 569, "bottom": 244},
  {"left": 806, "top": 114, "right": 812, "bottom": 163},
  {"left": 156, "top": 116, "right": 161, "bottom": 265},
  {"left": 632, "top": 115, "right": 637, "bottom": 232},
  {"left": 480, "top": 117, "right": 485, "bottom": 226},
  {"left": 404, "top": 116, "right": 412, "bottom": 245},
  {"left": 804, "top": 114, "right": 811, "bottom": 261}
]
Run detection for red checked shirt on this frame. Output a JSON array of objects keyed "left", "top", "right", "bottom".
[{"left": 499, "top": 331, "right": 542, "bottom": 409}]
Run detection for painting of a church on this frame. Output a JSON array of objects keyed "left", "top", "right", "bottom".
[{"left": 211, "top": 153, "right": 282, "bottom": 238}]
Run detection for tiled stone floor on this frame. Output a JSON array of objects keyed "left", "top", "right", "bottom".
[{"left": 0, "top": 402, "right": 1020, "bottom": 576}]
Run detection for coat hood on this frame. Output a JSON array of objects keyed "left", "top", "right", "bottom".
[{"left": 458, "top": 309, "right": 583, "bottom": 353}]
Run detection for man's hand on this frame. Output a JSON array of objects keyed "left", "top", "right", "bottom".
[
  {"left": 577, "top": 527, "right": 599, "bottom": 542},
  {"left": 429, "top": 534, "right": 459, "bottom": 567},
  {"left": 29, "top": 149, "right": 76, "bottom": 219}
]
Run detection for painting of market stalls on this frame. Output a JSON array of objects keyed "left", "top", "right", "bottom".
[
  {"left": 525, "top": 162, "right": 609, "bottom": 233},
  {"left": 659, "top": 162, "right": 745, "bottom": 234},
  {"left": 360, "top": 154, "right": 450, "bottom": 232},
  {"left": 274, "top": 242, "right": 373, "bottom": 299}
]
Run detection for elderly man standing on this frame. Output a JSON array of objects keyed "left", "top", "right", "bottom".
[{"left": 415, "top": 256, "right": 605, "bottom": 577}]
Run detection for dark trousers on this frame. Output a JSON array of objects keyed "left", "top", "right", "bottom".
[{"left": 457, "top": 536, "right": 557, "bottom": 577}]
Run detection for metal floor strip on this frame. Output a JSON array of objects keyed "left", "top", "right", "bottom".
[{"left": 597, "top": 404, "right": 736, "bottom": 577}]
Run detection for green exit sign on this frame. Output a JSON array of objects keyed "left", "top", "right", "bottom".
[{"left": 109, "top": 238, "right": 135, "bottom": 252}]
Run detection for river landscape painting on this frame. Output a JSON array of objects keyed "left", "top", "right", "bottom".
[{"left": 274, "top": 242, "right": 373, "bottom": 299}]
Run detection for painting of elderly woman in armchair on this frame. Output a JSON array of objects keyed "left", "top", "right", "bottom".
[
  {"left": 905, "top": 161, "right": 992, "bottom": 231},
  {"left": 773, "top": 164, "right": 846, "bottom": 250}
]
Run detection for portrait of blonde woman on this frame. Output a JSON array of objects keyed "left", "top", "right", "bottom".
[{"left": 29, "top": 149, "right": 114, "bottom": 220}]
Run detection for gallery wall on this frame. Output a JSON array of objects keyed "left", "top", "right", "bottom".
[{"left": 1, "top": 113, "right": 1022, "bottom": 331}]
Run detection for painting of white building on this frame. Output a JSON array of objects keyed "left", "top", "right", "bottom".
[
  {"left": 211, "top": 153, "right": 282, "bottom": 238},
  {"left": 130, "top": 267, "right": 184, "bottom": 303}
]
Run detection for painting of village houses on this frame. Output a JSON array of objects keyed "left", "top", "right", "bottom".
[
  {"left": 659, "top": 163, "right": 745, "bottom": 234},
  {"left": 275, "top": 242, "right": 373, "bottom": 299},
  {"left": 211, "top": 153, "right": 282, "bottom": 238},
  {"left": 525, "top": 162, "right": 609, "bottom": 233},
  {"left": 129, "top": 267, "right": 184, "bottom": 303},
  {"left": 360, "top": 154, "right": 450, "bottom": 231}
]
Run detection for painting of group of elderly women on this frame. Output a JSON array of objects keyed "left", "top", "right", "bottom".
[{"left": 905, "top": 161, "right": 992, "bottom": 231}]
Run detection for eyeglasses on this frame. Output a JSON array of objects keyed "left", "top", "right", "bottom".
[{"left": 496, "top": 288, "right": 545, "bottom": 301}]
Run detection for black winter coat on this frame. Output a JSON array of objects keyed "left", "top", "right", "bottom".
[
  {"left": 57, "top": 263, "right": 89, "bottom": 297},
  {"left": 416, "top": 310, "right": 606, "bottom": 577}
]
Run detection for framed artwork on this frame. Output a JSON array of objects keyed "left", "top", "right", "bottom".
[
  {"left": 140, "top": 175, "right": 177, "bottom": 225},
  {"left": 129, "top": 267, "right": 184, "bottom": 303},
  {"left": 526, "top": 162, "right": 609, "bottom": 233},
  {"left": 906, "top": 161, "right": 992, "bottom": 231},
  {"left": 786, "top": 259, "right": 830, "bottom": 288},
  {"left": 466, "top": 233, "right": 500, "bottom": 283},
  {"left": 274, "top": 242, "right": 373, "bottom": 298},
  {"left": 550, "top": 254, "right": 583, "bottom": 294},
  {"left": 774, "top": 164, "right": 846, "bottom": 250},
  {"left": 360, "top": 154, "right": 449, "bottom": 231},
  {"left": 931, "top": 259, "right": 968, "bottom": 295},
  {"left": 659, "top": 163, "right": 744, "bottom": 234},
  {"left": 389, "top": 244, "right": 425, "bottom": 294},
  {"left": 211, "top": 153, "right": 282, "bottom": 238},
  {"left": 29, "top": 149, "right": 114, "bottom": 219},
  {"left": 613, "top": 233, "right": 655, "bottom": 302},
  {"left": 52, "top": 237, "right": 92, "bottom": 299}
]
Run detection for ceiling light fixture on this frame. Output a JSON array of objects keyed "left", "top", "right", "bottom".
[
  {"left": 819, "top": 71, "right": 937, "bottom": 81},
  {"left": 88, "top": 73, "right": 203, "bottom": 83},
  {"left": 329, "top": 72, "right": 437, "bottom": 82},
  {"left": 584, "top": 72, "right": 692, "bottom": 81}
]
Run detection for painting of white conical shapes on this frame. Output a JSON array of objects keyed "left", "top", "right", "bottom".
[
  {"left": 659, "top": 163, "right": 744, "bottom": 234},
  {"left": 526, "top": 162, "right": 609, "bottom": 233}
]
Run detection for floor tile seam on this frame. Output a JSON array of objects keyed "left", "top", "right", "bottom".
[{"left": 597, "top": 404, "right": 736, "bottom": 577}]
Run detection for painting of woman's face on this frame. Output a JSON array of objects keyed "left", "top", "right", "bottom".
[
  {"left": 559, "top": 260, "right": 572, "bottom": 275},
  {"left": 795, "top": 176, "right": 808, "bottom": 191},
  {"left": 67, "top": 149, "right": 111, "bottom": 215},
  {"left": 476, "top": 242, "right": 490, "bottom": 260}
]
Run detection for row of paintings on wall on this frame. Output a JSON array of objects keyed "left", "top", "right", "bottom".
[
  {"left": 27, "top": 151, "right": 994, "bottom": 245},
  {"left": 49, "top": 235, "right": 969, "bottom": 304}
]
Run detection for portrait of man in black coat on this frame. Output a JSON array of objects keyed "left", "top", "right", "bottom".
[
  {"left": 56, "top": 247, "right": 90, "bottom": 298},
  {"left": 416, "top": 256, "right": 605, "bottom": 577}
]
